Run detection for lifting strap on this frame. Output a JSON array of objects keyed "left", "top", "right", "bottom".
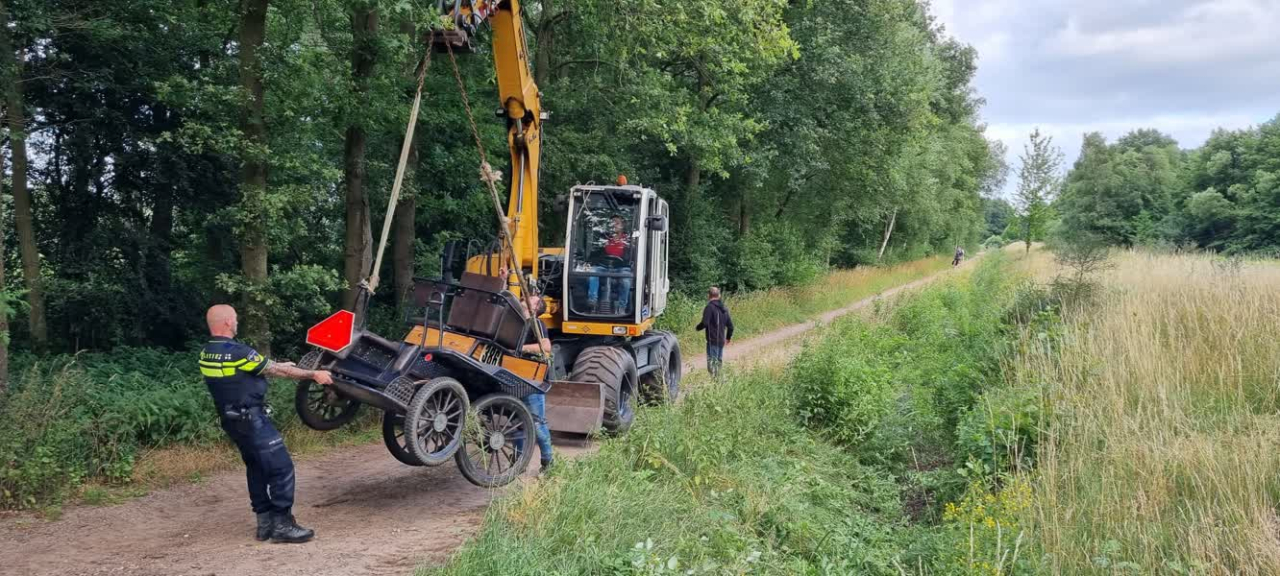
[{"left": 366, "top": 47, "right": 433, "bottom": 297}]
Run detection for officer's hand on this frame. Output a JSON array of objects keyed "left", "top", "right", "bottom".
[{"left": 312, "top": 370, "right": 335, "bottom": 386}]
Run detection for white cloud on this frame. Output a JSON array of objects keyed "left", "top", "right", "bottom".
[{"left": 1046, "top": 0, "right": 1280, "bottom": 66}]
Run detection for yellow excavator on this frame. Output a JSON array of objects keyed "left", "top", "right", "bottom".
[
  {"left": 295, "top": 1, "right": 679, "bottom": 484},
  {"left": 416, "top": 0, "right": 681, "bottom": 434}
]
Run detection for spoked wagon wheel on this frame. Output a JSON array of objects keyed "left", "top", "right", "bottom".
[
  {"left": 404, "top": 377, "right": 469, "bottom": 466},
  {"left": 455, "top": 394, "right": 535, "bottom": 488},
  {"left": 381, "top": 412, "right": 424, "bottom": 466},
  {"left": 294, "top": 350, "right": 361, "bottom": 431}
]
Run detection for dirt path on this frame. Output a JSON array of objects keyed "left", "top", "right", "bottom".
[{"left": 0, "top": 265, "right": 959, "bottom": 576}]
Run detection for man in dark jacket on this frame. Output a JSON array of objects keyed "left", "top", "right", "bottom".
[{"left": 695, "top": 286, "right": 734, "bottom": 378}]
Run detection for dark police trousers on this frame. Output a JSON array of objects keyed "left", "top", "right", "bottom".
[{"left": 221, "top": 407, "right": 296, "bottom": 514}]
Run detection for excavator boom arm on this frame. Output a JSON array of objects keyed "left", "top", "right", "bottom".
[{"left": 440, "top": 0, "right": 543, "bottom": 284}]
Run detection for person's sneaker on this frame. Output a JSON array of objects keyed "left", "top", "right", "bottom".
[
  {"left": 270, "top": 512, "right": 315, "bottom": 544},
  {"left": 539, "top": 460, "right": 553, "bottom": 476},
  {"left": 588, "top": 300, "right": 598, "bottom": 313},
  {"left": 255, "top": 512, "right": 273, "bottom": 541}
]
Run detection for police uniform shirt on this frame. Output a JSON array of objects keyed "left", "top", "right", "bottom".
[{"left": 200, "top": 337, "right": 272, "bottom": 412}]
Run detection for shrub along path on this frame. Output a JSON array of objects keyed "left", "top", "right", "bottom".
[{"left": 0, "top": 259, "right": 975, "bottom": 576}]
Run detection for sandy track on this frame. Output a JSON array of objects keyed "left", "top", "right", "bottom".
[{"left": 0, "top": 266, "right": 956, "bottom": 576}]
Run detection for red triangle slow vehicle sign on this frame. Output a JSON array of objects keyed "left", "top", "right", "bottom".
[{"left": 306, "top": 310, "right": 355, "bottom": 353}]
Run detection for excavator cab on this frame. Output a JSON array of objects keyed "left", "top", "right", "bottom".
[{"left": 563, "top": 184, "right": 670, "bottom": 326}]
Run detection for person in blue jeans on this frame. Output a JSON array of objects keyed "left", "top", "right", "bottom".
[
  {"left": 695, "top": 286, "right": 734, "bottom": 378},
  {"left": 516, "top": 293, "right": 555, "bottom": 473}
]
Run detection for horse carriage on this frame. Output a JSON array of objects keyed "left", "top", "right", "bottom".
[{"left": 293, "top": 271, "right": 550, "bottom": 488}]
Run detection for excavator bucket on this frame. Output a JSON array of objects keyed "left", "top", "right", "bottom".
[{"left": 545, "top": 380, "right": 604, "bottom": 435}]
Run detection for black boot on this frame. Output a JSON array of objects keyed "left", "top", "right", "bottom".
[
  {"left": 270, "top": 511, "right": 315, "bottom": 544},
  {"left": 255, "top": 512, "right": 273, "bottom": 541}
]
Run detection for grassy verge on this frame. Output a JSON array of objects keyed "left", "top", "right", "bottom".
[
  {"left": 1021, "top": 252, "right": 1280, "bottom": 574},
  {"left": 428, "top": 252, "right": 1043, "bottom": 575},
  {"left": 657, "top": 257, "right": 950, "bottom": 352}
]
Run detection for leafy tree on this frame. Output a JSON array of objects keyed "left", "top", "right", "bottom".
[
  {"left": 983, "top": 197, "right": 1015, "bottom": 238},
  {"left": 1014, "top": 128, "right": 1063, "bottom": 253},
  {"left": 1058, "top": 130, "right": 1181, "bottom": 246}
]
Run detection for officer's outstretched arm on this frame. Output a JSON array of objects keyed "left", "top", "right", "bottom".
[{"left": 264, "top": 362, "right": 334, "bottom": 385}]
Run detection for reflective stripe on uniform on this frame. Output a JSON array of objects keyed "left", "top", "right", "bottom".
[{"left": 201, "top": 358, "right": 257, "bottom": 378}]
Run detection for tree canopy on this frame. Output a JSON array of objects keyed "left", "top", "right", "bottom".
[
  {"left": 1055, "top": 116, "right": 1280, "bottom": 254},
  {"left": 1, "top": 0, "right": 1003, "bottom": 361}
]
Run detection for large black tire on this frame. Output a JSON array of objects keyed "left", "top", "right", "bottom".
[
  {"left": 381, "top": 411, "right": 424, "bottom": 466},
  {"left": 405, "top": 377, "right": 469, "bottom": 466},
  {"left": 640, "top": 332, "right": 681, "bottom": 405},
  {"left": 455, "top": 394, "right": 536, "bottom": 488},
  {"left": 571, "top": 346, "right": 638, "bottom": 434},
  {"left": 294, "top": 350, "right": 361, "bottom": 431}
]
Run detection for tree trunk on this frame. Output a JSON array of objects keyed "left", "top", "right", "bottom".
[
  {"left": 148, "top": 178, "right": 177, "bottom": 340},
  {"left": 341, "top": 125, "right": 373, "bottom": 310},
  {"left": 237, "top": 0, "right": 271, "bottom": 354},
  {"left": 0, "top": 147, "right": 9, "bottom": 391},
  {"left": 1, "top": 0, "right": 47, "bottom": 350},
  {"left": 684, "top": 158, "right": 701, "bottom": 199},
  {"left": 341, "top": 6, "right": 379, "bottom": 311},
  {"left": 534, "top": 0, "right": 555, "bottom": 86},
  {"left": 392, "top": 16, "right": 419, "bottom": 310},
  {"left": 738, "top": 195, "right": 750, "bottom": 237},
  {"left": 877, "top": 209, "right": 897, "bottom": 262},
  {"left": 1024, "top": 216, "right": 1031, "bottom": 254},
  {"left": 392, "top": 132, "right": 417, "bottom": 308}
]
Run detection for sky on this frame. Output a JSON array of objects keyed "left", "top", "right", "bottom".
[{"left": 929, "top": 0, "right": 1280, "bottom": 198}]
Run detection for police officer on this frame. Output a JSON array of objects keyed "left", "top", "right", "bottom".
[{"left": 201, "top": 304, "right": 334, "bottom": 544}]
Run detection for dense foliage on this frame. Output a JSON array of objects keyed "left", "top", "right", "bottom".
[
  {"left": 0, "top": 0, "right": 1001, "bottom": 361},
  {"left": 1056, "top": 118, "right": 1280, "bottom": 253}
]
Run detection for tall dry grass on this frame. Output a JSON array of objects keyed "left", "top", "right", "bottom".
[{"left": 1025, "top": 251, "right": 1280, "bottom": 574}]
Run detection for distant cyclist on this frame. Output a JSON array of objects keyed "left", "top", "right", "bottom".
[{"left": 953, "top": 246, "right": 966, "bottom": 267}]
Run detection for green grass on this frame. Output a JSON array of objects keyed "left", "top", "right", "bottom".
[
  {"left": 429, "top": 369, "right": 911, "bottom": 575},
  {"left": 427, "top": 254, "right": 1042, "bottom": 575},
  {"left": 657, "top": 257, "right": 951, "bottom": 352}
]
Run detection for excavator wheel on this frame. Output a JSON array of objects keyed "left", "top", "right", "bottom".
[
  {"left": 640, "top": 332, "right": 681, "bottom": 405},
  {"left": 571, "top": 346, "right": 638, "bottom": 434}
]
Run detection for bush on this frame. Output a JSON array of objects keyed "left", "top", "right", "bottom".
[
  {"left": 790, "top": 322, "right": 899, "bottom": 448},
  {"left": 0, "top": 346, "right": 330, "bottom": 508},
  {"left": 955, "top": 385, "right": 1043, "bottom": 478}
]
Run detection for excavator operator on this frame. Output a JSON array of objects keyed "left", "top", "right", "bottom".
[{"left": 586, "top": 215, "right": 633, "bottom": 313}]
